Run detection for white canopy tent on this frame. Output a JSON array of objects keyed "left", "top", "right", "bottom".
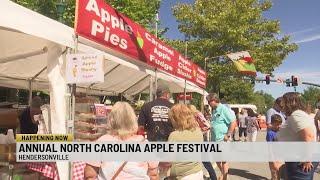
[
  {"left": 0, "top": 0, "right": 207, "bottom": 97},
  {"left": 0, "top": 0, "right": 208, "bottom": 178}
]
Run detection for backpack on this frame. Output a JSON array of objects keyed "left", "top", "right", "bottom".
[{"left": 195, "top": 112, "right": 211, "bottom": 133}]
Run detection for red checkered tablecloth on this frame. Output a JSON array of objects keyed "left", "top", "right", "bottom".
[
  {"left": 26, "top": 162, "right": 59, "bottom": 180},
  {"left": 73, "top": 161, "right": 86, "bottom": 180},
  {"left": 26, "top": 162, "right": 87, "bottom": 180}
]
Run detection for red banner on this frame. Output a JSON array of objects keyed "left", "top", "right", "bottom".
[{"left": 75, "top": 0, "right": 207, "bottom": 88}]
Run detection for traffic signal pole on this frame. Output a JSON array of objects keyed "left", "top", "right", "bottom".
[
  {"left": 302, "top": 82, "right": 320, "bottom": 87},
  {"left": 244, "top": 77, "right": 320, "bottom": 88}
]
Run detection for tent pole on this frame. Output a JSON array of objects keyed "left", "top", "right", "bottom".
[
  {"left": 154, "top": 14, "right": 159, "bottom": 100},
  {"left": 149, "top": 74, "right": 153, "bottom": 102},
  {"left": 71, "top": 35, "right": 79, "bottom": 133},
  {"left": 0, "top": 47, "right": 48, "bottom": 64},
  {"left": 67, "top": 35, "right": 78, "bottom": 180},
  {"left": 184, "top": 79, "right": 187, "bottom": 104},
  {"left": 154, "top": 69, "right": 158, "bottom": 99},
  {"left": 201, "top": 57, "right": 208, "bottom": 113},
  {"left": 28, "top": 80, "right": 32, "bottom": 106},
  {"left": 201, "top": 89, "right": 205, "bottom": 113},
  {"left": 149, "top": 76, "right": 153, "bottom": 102},
  {"left": 31, "top": 66, "right": 47, "bottom": 81}
]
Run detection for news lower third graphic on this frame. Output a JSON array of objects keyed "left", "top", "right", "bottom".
[{"left": 15, "top": 135, "right": 320, "bottom": 162}]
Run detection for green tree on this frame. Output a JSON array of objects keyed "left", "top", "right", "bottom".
[
  {"left": 302, "top": 87, "right": 320, "bottom": 108},
  {"left": 251, "top": 91, "right": 274, "bottom": 114},
  {"left": 12, "top": 0, "right": 161, "bottom": 33},
  {"left": 219, "top": 78, "right": 255, "bottom": 104},
  {"left": 13, "top": 0, "right": 75, "bottom": 26},
  {"left": 171, "top": 0, "right": 298, "bottom": 98}
]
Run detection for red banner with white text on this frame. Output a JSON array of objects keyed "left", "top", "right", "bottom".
[{"left": 75, "top": 0, "right": 206, "bottom": 88}]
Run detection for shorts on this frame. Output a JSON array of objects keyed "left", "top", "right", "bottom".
[{"left": 239, "top": 127, "right": 247, "bottom": 137}]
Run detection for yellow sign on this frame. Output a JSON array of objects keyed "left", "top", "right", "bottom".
[{"left": 16, "top": 134, "right": 73, "bottom": 142}]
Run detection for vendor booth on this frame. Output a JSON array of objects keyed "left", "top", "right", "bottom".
[{"left": 0, "top": 0, "right": 208, "bottom": 179}]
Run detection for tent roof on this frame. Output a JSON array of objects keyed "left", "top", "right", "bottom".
[{"left": 0, "top": 0, "right": 207, "bottom": 98}]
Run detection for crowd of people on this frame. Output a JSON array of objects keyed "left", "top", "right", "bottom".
[
  {"left": 58, "top": 85, "right": 319, "bottom": 180},
  {"left": 18, "top": 86, "right": 320, "bottom": 180}
]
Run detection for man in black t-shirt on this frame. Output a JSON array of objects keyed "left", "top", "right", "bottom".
[{"left": 138, "top": 85, "right": 173, "bottom": 141}]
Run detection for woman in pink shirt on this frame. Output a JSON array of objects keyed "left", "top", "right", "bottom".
[{"left": 84, "top": 102, "right": 158, "bottom": 180}]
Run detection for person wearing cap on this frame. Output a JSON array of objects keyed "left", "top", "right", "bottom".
[
  {"left": 206, "top": 93, "right": 237, "bottom": 180},
  {"left": 19, "top": 96, "right": 43, "bottom": 134},
  {"left": 138, "top": 85, "right": 173, "bottom": 142}
]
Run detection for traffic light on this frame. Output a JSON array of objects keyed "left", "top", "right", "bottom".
[
  {"left": 286, "top": 79, "right": 291, "bottom": 87},
  {"left": 265, "top": 75, "right": 270, "bottom": 85},
  {"left": 251, "top": 78, "right": 255, "bottom": 85},
  {"left": 292, "top": 76, "right": 298, "bottom": 86}
]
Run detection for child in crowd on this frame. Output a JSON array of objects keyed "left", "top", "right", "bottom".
[
  {"left": 266, "top": 114, "right": 283, "bottom": 180},
  {"left": 266, "top": 114, "right": 282, "bottom": 141}
]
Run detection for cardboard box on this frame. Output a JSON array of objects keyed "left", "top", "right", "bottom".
[{"left": 0, "top": 109, "right": 18, "bottom": 128}]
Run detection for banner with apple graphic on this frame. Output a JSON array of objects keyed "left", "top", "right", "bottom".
[{"left": 75, "top": 0, "right": 207, "bottom": 88}]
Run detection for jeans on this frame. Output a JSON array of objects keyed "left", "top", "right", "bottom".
[
  {"left": 239, "top": 127, "right": 247, "bottom": 138},
  {"left": 203, "top": 162, "right": 217, "bottom": 180},
  {"left": 285, "top": 162, "right": 319, "bottom": 180}
]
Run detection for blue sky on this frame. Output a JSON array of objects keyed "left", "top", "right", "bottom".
[{"left": 159, "top": 0, "right": 320, "bottom": 98}]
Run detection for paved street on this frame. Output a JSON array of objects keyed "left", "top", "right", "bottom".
[{"left": 205, "top": 130, "right": 320, "bottom": 180}]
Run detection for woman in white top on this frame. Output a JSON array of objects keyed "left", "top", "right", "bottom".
[
  {"left": 84, "top": 102, "right": 158, "bottom": 180},
  {"left": 277, "top": 92, "right": 318, "bottom": 180}
]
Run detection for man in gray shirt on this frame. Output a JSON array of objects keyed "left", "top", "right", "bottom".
[
  {"left": 238, "top": 109, "right": 248, "bottom": 141},
  {"left": 266, "top": 97, "right": 286, "bottom": 129}
]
